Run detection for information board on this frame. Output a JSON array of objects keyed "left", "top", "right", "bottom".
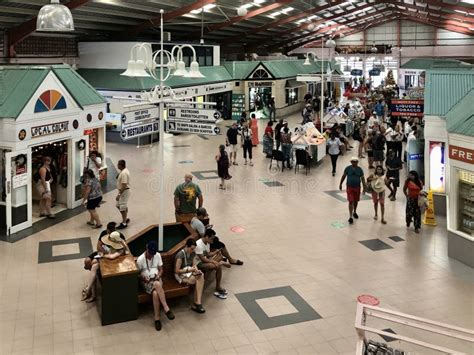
[
  {"left": 167, "top": 120, "right": 220, "bottom": 135},
  {"left": 231, "top": 94, "right": 245, "bottom": 120},
  {"left": 121, "top": 120, "right": 159, "bottom": 141},
  {"left": 168, "top": 107, "right": 221, "bottom": 122},
  {"left": 390, "top": 99, "right": 424, "bottom": 117}
]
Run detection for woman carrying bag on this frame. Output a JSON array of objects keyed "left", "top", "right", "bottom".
[{"left": 367, "top": 166, "right": 387, "bottom": 224}]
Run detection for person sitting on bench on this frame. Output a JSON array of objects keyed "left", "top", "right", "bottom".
[
  {"left": 81, "top": 231, "right": 129, "bottom": 303},
  {"left": 174, "top": 238, "right": 206, "bottom": 314},
  {"left": 196, "top": 229, "right": 229, "bottom": 300},
  {"left": 136, "top": 241, "right": 175, "bottom": 331},
  {"left": 191, "top": 208, "right": 244, "bottom": 266}
]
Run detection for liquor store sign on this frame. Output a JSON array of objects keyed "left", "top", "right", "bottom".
[
  {"left": 31, "top": 121, "right": 69, "bottom": 138},
  {"left": 390, "top": 99, "right": 424, "bottom": 117}
]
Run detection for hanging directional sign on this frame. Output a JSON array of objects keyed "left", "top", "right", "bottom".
[
  {"left": 121, "top": 120, "right": 159, "bottom": 141},
  {"left": 350, "top": 69, "right": 363, "bottom": 76},
  {"left": 122, "top": 104, "right": 159, "bottom": 124},
  {"left": 168, "top": 107, "right": 221, "bottom": 122},
  {"left": 369, "top": 68, "right": 381, "bottom": 76},
  {"left": 167, "top": 120, "right": 220, "bottom": 135}
]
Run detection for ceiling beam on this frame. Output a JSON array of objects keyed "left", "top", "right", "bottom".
[
  {"left": 126, "top": 0, "right": 216, "bottom": 36},
  {"left": 7, "top": 0, "right": 89, "bottom": 57},
  {"left": 398, "top": 13, "right": 474, "bottom": 36},
  {"left": 203, "top": 0, "right": 293, "bottom": 35},
  {"left": 413, "top": 0, "right": 474, "bottom": 16},
  {"left": 220, "top": 0, "right": 348, "bottom": 45}
]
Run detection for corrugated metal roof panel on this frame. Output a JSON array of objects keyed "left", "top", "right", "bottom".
[
  {"left": 446, "top": 89, "right": 474, "bottom": 137},
  {"left": 401, "top": 59, "right": 472, "bottom": 70},
  {"left": 424, "top": 69, "right": 474, "bottom": 116}
]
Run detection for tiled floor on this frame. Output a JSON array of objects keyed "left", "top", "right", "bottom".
[{"left": 0, "top": 112, "right": 473, "bottom": 355}]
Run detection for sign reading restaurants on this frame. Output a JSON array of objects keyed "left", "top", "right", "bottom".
[
  {"left": 121, "top": 120, "right": 159, "bottom": 141},
  {"left": 31, "top": 121, "right": 69, "bottom": 138},
  {"left": 390, "top": 99, "right": 424, "bottom": 117}
]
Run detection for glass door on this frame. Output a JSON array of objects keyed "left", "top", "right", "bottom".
[
  {"left": 5, "top": 149, "right": 32, "bottom": 235},
  {"left": 70, "top": 136, "right": 89, "bottom": 209}
]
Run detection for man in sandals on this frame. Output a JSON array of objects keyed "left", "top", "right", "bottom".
[
  {"left": 195, "top": 229, "right": 229, "bottom": 299},
  {"left": 136, "top": 241, "right": 175, "bottom": 331},
  {"left": 190, "top": 209, "right": 244, "bottom": 266},
  {"left": 175, "top": 238, "right": 206, "bottom": 314}
]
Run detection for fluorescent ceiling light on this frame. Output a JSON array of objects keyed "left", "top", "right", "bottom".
[
  {"left": 308, "top": 15, "right": 318, "bottom": 20},
  {"left": 203, "top": 4, "right": 216, "bottom": 10},
  {"left": 242, "top": 3, "right": 255, "bottom": 9},
  {"left": 454, "top": 9, "right": 466, "bottom": 14},
  {"left": 268, "top": 11, "right": 281, "bottom": 17},
  {"left": 254, "top": 0, "right": 266, "bottom": 3},
  {"left": 460, "top": 0, "right": 474, "bottom": 3},
  {"left": 190, "top": 3, "right": 216, "bottom": 14},
  {"left": 281, "top": 7, "right": 294, "bottom": 13}
]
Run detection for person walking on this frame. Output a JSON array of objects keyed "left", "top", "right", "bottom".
[
  {"left": 36, "top": 156, "right": 55, "bottom": 218},
  {"left": 274, "top": 119, "right": 283, "bottom": 150},
  {"left": 115, "top": 160, "right": 130, "bottom": 229},
  {"left": 403, "top": 170, "right": 423, "bottom": 233},
  {"left": 216, "top": 144, "right": 232, "bottom": 190},
  {"left": 385, "top": 149, "right": 402, "bottom": 201},
  {"left": 391, "top": 125, "right": 404, "bottom": 159},
  {"left": 327, "top": 131, "right": 344, "bottom": 177},
  {"left": 241, "top": 121, "right": 254, "bottom": 166},
  {"left": 367, "top": 166, "right": 387, "bottom": 224},
  {"left": 364, "top": 130, "right": 375, "bottom": 169},
  {"left": 372, "top": 130, "right": 386, "bottom": 167},
  {"left": 226, "top": 122, "right": 240, "bottom": 165},
  {"left": 82, "top": 169, "right": 103, "bottom": 228},
  {"left": 339, "top": 157, "right": 367, "bottom": 224},
  {"left": 262, "top": 121, "right": 274, "bottom": 158},
  {"left": 280, "top": 127, "right": 293, "bottom": 169},
  {"left": 250, "top": 113, "right": 259, "bottom": 146}
]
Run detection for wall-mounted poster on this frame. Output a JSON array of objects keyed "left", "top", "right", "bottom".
[
  {"left": 390, "top": 99, "right": 424, "bottom": 117},
  {"left": 429, "top": 141, "right": 445, "bottom": 193}
]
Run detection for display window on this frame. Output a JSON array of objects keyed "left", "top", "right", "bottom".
[
  {"left": 429, "top": 141, "right": 445, "bottom": 193},
  {"left": 458, "top": 170, "right": 474, "bottom": 236},
  {"left": 286, "top": 88, "right": 298, "bottom": 106}
]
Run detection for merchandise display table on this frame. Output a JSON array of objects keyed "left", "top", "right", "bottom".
[
  {"left": 291, "top": 123, "right": 326, "bottom": 163},
  {"left": 98, "top": 255, "right": 139, "bottom": 325}
]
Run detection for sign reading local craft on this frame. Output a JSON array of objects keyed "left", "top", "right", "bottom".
[
  {"left": 122, "top": 105, "right": 159, "bottom": 123},
  {"left": 390, "top": 99, "right": 424, "bottom": 117},
  {"left": 121, "top": 121, "right": 159, "bottom": 141},
  {"left": 31, "top": 121, "right": 69, "bottom": 138},
  {"left": 449, "top": 145, "right": 474, "bottom": 164},
  {"left": 168, "top": 107, "right": 221, "bottom": 122},
  {"left": 167, "top": 120, "right": 220, "bottom": 135}
]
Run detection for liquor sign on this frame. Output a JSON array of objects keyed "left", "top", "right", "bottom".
[
  {"left": 369, "top": 68, "right": 381, "bottom": 76},
  {"left": 120, "top": 121, "right": 159, "bottom": 141},
  {"left": 31, "top": 121, "right": 69, "bottom": 138},
  {"left": 122, "top": 105, "right": 159, "bottom": 123},
  {"left": 350, "top": 69, "right": 363, "bottom": 76},
  {"left": 390, "top": 99, "right": 424, "bottom": 117},
  {"left": 168, "top": 107, "right": 221, "bottom": 122},
  {"left": 449, "top": 145, "right": 474, "bottom": 165},
  {"left": 167, "top": 120, "right": 220, "bottom": 135}
]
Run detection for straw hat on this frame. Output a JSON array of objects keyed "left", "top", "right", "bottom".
[{"left": 102, "top": 231, "right": 124, "bottom": 250}]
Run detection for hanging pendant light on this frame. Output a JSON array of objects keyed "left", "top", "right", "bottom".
[
  {"left": 325, "top": 39, "right": 336, "bottom": 48},
  {"left": 185, "top": 61, "right": 205, "bottom": 78},
  {"left": 37, "top": 0, "right": 75, "bottom": 32}
]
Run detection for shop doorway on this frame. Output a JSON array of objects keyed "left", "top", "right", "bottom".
[
  {"left": 249, "top": 87, "right": 272, "bottom": 119},
  {"left": 31, "top": 140, "right": 69, "bottom": 223},
  {"left": 208, "top": 91, "right": 232, "bottom": 120}
]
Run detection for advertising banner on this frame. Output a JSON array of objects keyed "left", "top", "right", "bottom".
[{"left": 390, "top": 99, "right": 424, "bottom": 117}]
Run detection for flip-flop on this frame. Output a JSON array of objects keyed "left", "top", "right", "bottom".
[
  {"left": 214, "top": 291, "right": 227, "bottom": 299},
  {"left": 216, "top": 288, "right": 228, "bottom": 295},
  {"left": 230, "top": 260, "right": 244, "bottom": 265}
]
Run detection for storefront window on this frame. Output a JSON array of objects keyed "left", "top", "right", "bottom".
[
  {"left": 286, "top": 88, "right": 298, "bottom": 106},
  {"left": 458, "top": 170, "right": 474, "bottom": 236},
  {"left": 429, "top": 141, "right": 445, "bottom": 193}
]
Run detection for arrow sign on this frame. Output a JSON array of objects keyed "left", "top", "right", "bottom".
[
  {"left": 168, "top": 107, "right": 221, "bottom": 122},
  {"left": 167, "top": 120, "right": 219, "bottom": 135},
  {"left": 121, "top": 121, "right": 159, "bottom": 141},
  {"left": 123, "top": 104, "right": 159, "bottom": 124}
]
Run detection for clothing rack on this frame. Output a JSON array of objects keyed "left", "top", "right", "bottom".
[{"left": 355, "top": 303, "right": 474, "bottom": 354}]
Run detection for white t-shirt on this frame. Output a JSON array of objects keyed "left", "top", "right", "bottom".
[
  {"left": 190, "top": 217, "right": 206, "bottom": 237},
  {"left": 117, "top": 168, "right": 131, "bottom": 190},
  {"left": 88, "top": 157, "right": 102, "bottom": 178},
  {"left": 136, "top": 252, "right": 163, "bottom": 279},
  {"left": 385, "top": 127, "right": 394, "bottom": 142},
  {"left": 327, "top": 138, "right": 342, "bottom": 155},
  {"left": 195, "top": 238, "right": 210, "bottom": 257}
]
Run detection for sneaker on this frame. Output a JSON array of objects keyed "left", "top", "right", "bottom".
[
  {"left": 348, "top": 217, "right": 354, "bottom": 224},
  {"left": 213, "top": 291, "right": 227, "bottom": 299},
  {"left": 353, "top": 212, "right": 359, "bottom": 219},
  {"left": 154, "top": 320, "right": 162, "bottom": 331},
  {"left": 117, "top": 223, "right": 127, "bottom": 230}
]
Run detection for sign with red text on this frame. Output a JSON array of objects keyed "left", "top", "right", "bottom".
[
  {"left": 390, "top": 99, "right": 424, "bottom": 117},
  {"left": 449, "top": 145, "right": 474, "bottom": 164}
]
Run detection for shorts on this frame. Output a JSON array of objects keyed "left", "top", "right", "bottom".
[
  {"left": 228, "top": 144, "right": 238, "bottom": 153},
  {"left": 87, "top": 196, "right": 102, "bottom": 210},
  {"left": 373, "top": 150, "right": 384, "bottom": 161},
  {"left": 36, "top": 182, "right": 51, "bottom": 199},
  {"left": 116, "top": 189, "right": 130, "bottom": 212},
  {"left": 386, "top": 173, "right": 400, "bottom": 187},
  {"left": 367, "top": 151, "right": 373, "bottom": 158},
  {"left": 371, "top": 191, "right": 385, "bottom": 204},
  {"left": 346, "top": 186, "right": 361, "bottom": 203},
  {"left": 141, "top": 279, "right": 161, "bottom": 294}
]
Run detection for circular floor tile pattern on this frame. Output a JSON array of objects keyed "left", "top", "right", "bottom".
[
  {"left": 143, "top": 168, "right": 155, "bottom": 173},
  {"left": 231, "top": 226, "right": 245, "bottom": 233},
  {"left": 357, "top": 294, "right": 380, "bottom": 306},
  {"left": 331, "top": 221, "right": 347, "bottom": 228}
]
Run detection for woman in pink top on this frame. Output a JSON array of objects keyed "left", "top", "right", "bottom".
[{"left": 250, "top": 113, "right": 259, "bottom": 146}]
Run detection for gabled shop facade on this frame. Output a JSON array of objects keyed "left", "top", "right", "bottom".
[{"left": 0, "top": 65, "right": 106, "bottom": 237}]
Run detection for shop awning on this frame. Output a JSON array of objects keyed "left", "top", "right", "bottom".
[{"left": 285, "top": 79, "right": 305, "bottom": 88}]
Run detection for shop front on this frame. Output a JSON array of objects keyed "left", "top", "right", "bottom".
[{"left": 0, "top": 65, "right": 106, "bottom": 237}]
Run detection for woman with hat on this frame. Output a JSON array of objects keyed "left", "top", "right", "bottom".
[
  {"left": 367, "top": 166, "right": 388, "bottom": 224},
  {"left": 81, "top": 231, "right": 129, "bottom": 303}
]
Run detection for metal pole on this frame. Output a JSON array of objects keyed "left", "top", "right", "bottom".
[
  {"left": 158, "top": 9, "right": 165, "bottom": 251},
  {"left": 320, "top": 40, "right": 324, "bottom": 134}
]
